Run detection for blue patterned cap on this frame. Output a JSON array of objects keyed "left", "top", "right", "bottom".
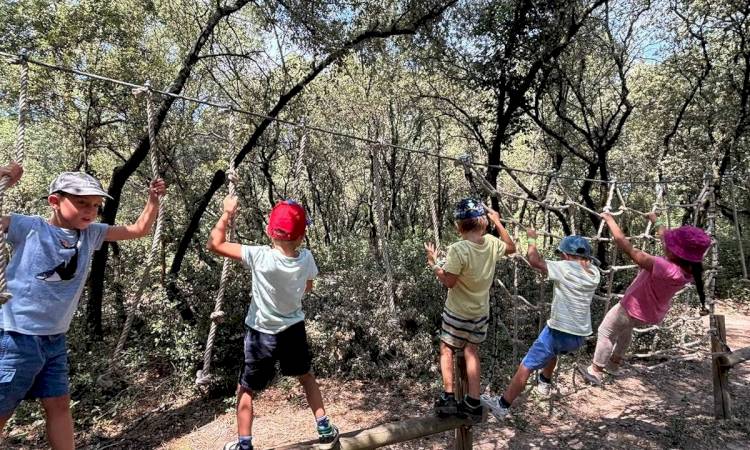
[{"left": 453, "top": 198, "right": 485, "bottom": 220}]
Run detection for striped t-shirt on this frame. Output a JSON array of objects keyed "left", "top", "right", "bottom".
[{"left": 546, "top": 260, "right": 601, "bottom": 336}]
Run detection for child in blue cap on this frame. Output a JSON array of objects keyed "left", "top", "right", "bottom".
[
  {"left": 483, "top": 229, "right": 600, "bottom": 418},
  {"left": 424, "top": 198, "right": 516, "bottom": 422}
]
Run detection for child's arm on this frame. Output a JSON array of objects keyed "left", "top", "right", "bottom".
[
  {"left": 645, "top": 212, "right": 666, "bottom": 237},
  {"left": 305, "top": 280, "right": 314, "bottom": 293},
  {"left": 525, "top": 228, "right": 547, "bottom": 274},
  {"left": 486, "top": 206, "right": 516, "bottom": 255},
  {"left": 105, "top": 178, "right": 166, "bottom": 241},
  {"left": 206, "top": 195, "right": 243, "bottom": 261},
  {"left": 424, "top": 242, "right": 459, "bottom": 288},
  {"left": 0, "top": 162, "right": 24, "bottom": 232},
  {"left": 602, "top": 212, "right": 654, "bottom": 270}
]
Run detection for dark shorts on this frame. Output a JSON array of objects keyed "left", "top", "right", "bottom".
[
  {"left": 521, "top": 326, "right": 585, "bottom": 371},
  {"left": 0, "top": 330, "right": 69, "bottom": 416},
  {"left": 239, "top": 321, "right": 312, "bottom": 392}
]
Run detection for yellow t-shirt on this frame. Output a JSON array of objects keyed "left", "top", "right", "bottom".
[{"left": 442, "top": 234, "right": 507, "bottom": 319}]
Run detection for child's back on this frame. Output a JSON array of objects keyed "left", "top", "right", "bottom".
[
  {"left": 443, "top": 234, "right": 507, "bottom": 319},
  {"left": 546, "top": 259, "right": 600, "bottom": 337},
  {"left": 241, "top": 245, "right": 317, "bottom": 333}
]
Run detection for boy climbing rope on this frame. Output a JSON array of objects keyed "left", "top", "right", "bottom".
[
  {"left": 483, "top": 230, "right": 600, "bottom": 418},
  {"left": 0, "top": 163, "right": 166, "bottom": 449},
  {"left": 424, "top": 198, "right": 516, "bottom": 422},
  {"left": 207, "top": 196, "right": 339, "bottom": 450},
  {"left": 580, "top": 212, "right": 711, "bottom": 384}
]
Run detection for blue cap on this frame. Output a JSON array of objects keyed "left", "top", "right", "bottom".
[
  {"left": 557, "top": 235, "right": 599, "bottom": 265},
  {"left": 453, "top": 198, "right": 485, "bottom": 220}
]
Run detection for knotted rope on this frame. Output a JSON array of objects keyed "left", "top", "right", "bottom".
[
  {"left": 0, "top": 54, "right": 29, "bottom": 304},
  {"left": 100, "top": 82, "right": 165, "bottom": 384},
  {"left": 196, "top": 162, "right": 239, "bottom": 386}
]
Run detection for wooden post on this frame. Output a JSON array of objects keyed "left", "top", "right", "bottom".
[
  {"left": 454, "top": 350, "right": 472, "bottom": 450},
  {"left": 711, "top": 315, "right": 731, "bottom": 419}
]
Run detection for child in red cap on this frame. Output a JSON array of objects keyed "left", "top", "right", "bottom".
[
  {"left": 207, "top": 196, "right": 338, "bottom": 450},
  {"left": 581, "top": 212, "right": 712, "bottom": 384}
]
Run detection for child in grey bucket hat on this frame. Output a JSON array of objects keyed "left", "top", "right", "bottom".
[{"left": 0, "top": 162, "right": 165, "bottom": 448}]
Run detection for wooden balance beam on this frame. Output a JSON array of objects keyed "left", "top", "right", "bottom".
[{"left": 268, "top": 414, "right": 483, "bottom": 450}]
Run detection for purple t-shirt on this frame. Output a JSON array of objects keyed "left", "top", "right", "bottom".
[{"left": 620, "top": 256, "right": 692, "bottom": 324}]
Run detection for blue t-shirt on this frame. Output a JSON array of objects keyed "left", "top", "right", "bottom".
[
  {"left": 241, "top": 245, "right": 318, "bottom": 334},
  {"left": 1, "top": 213, "right": 109, "bottom": 335}
]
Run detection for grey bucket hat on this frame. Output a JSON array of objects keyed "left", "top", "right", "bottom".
[{"left": 49, "top": 172, "right": 113, "bottom": 199}]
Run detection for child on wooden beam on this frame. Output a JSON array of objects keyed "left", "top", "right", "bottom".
[
  {"left": 483, "top": 230, "right": 601, "bottom": 419},
  {"left": 424, "top": 198, "right": 516, "bottom": 422},
  {"left": 207, "top": 198, "right": 339, "bottom": 450},
  {"left": 579, "top": 212, "right": 711, "bottom": 385}
]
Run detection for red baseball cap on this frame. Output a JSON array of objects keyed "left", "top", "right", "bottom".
[{"left": 266, "top": 200, "right": 308, "bottom": 241}]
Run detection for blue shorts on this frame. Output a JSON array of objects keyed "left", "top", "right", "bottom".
[
  {"left": 0, "top": 330, "right": 69, "bottom": 416},
  {"left": 240, "top": 321, "right": 312, "bottom": 392},
  {"left": 521, "top": 326, "right": 585, "bottom": 371}
]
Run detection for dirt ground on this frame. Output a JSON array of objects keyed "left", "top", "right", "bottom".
[{"left": 3, "top": 303, "right": 749, "bottom": 450}]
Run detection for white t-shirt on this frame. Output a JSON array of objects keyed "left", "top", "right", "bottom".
[
  {"left": 546, "top": 260, "right": 601, "bottom": 336},
  {"left": 241, "top": 245, "right": 318, "bottom": 334}
]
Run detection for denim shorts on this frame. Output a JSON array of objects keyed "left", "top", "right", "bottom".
[
  {"left": 0, "top": 330, "right": 69, "bottom": 416},
  {"left": 521, "top": 325, "right": 584, "bottom": 370},
  {"left": 239, "top": 321, "right": 312, "bottom": 392}
]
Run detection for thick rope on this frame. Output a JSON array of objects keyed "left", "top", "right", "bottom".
[
  {"left": 195, "top": 111, "right": 240, "bottom": 386},
  {"left": 196, "top": 163, "right": 238, "bottom": 386},
  {"left": 105, "top": 83, "right": 166, "bottom": 377},
  {"left": 0, "top": 55, "right": 28, "bottom": 304}
]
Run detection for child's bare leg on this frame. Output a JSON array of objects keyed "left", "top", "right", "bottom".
[
  {"left": 236, "top": 385, "right": 254, "bottom": 437},
  {"left": 463, "top": 343, "right": 481, "bottom": 398},
  {"left": 40, "top": 395, "right": 73, "bottom": 450},
  {"left": 0, "top": 412, "right": 13, "bottom": 438},
  {"left": 541, "top": 356, "right": 557, "bottom": 380},
  {"left": 501, "top": 363, "right": 533, "bottom": 405},
  {"left": 439, "top": 342, "right": 455, "bottom": 393},
  {"left": 299, "top": 372, "right": 325, "bottom": 418}
]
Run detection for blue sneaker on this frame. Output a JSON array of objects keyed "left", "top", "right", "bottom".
[
  {"left": 317, "top": 423, "right": 340, "bottom": 449},
  {"left": 223, "top": 441, "right": 253, "bottom": 450}
]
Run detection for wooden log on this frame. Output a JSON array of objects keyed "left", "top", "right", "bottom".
[
  {"left": 454, "top": 351, "right": 471, "bottom": 449},
  {"left": 268, "top": 415, "right": 476, "bottom": 449},
  {"left": 710, "top": 315, "right": 731, "bottom": 419},
  {"left": 717, "top": 346, "right": 750, "bottom": 368}
]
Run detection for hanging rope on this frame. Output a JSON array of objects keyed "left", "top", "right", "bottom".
[
  {"left": 371, "top": 144, "right": 396, "bottom": 312},
  {"left": 100, "top": 83, "right": 166, "bottom": 383},
  {"left": 196, "top": 163, "right": 239, "bottom": 386},
  {"left": 195, "top": 111, "right": 241, "bottom": 386},
  {"left": 0, "top": 54, "right": 29, "bottom": 305}
]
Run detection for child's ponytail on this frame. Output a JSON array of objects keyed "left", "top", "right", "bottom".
[{"left": 690, "top": 262, "right": 706, "bottom": 312}]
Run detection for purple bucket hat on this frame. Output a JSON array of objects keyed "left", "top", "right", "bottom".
[{"left": 663, "top": 226, "right": 711, "bottom": 263}]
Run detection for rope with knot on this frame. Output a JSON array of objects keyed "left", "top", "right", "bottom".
[
  {"left": 196, "top": 161, "right": 239, "bottom": 387},
  {"left": 0, "top": 54, "right": 28, "bottom": 305},
  {"left": 99, "top": 82, "right": 166, "bottom": 386}
]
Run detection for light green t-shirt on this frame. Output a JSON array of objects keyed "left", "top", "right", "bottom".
[{"left": 442, "top": 234, "right": 508, "bottom": 319}]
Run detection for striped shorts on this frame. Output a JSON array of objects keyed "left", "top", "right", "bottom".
[{"left": 440, "top": 307, "right": 489, "bottom": 348}]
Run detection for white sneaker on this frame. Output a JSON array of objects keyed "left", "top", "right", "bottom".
[
  {"left": 480, "top": 393, "right": 510, "bottom": 419},
  {"left": 534, "top": 377, "right": 552, "bottom": 397},
  {"left": 577, "top": 364, "right": 603, "bottom": 385}
]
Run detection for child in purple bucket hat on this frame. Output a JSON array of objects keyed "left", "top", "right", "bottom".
[{"left": 580, "top": 212, "right": 711, "bottom": 385}]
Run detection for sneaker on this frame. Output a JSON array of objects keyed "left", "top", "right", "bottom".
[
  {"left": 317, "top": 424, "right": 340, "bottom": 450},
  {"left": 480, "top": 394, "right": 510, "bottom": 419},
  {"left": 458, "top": 397, "right": 483, "bottom": 423},
  {"left": 577, "top": 364, "right": 603, "bottom": 385},
  {"left": 434, "top": 392, "right": 458, "bottom": 417},
  {"left": 223, "top": 442, "right": 253, "bottom": 450},
  {"left": 604, "top": 362, "right": 621, "bottom": 376},
  {"left": 534, "top": 376, "right": 552, "bottom": 397}
]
